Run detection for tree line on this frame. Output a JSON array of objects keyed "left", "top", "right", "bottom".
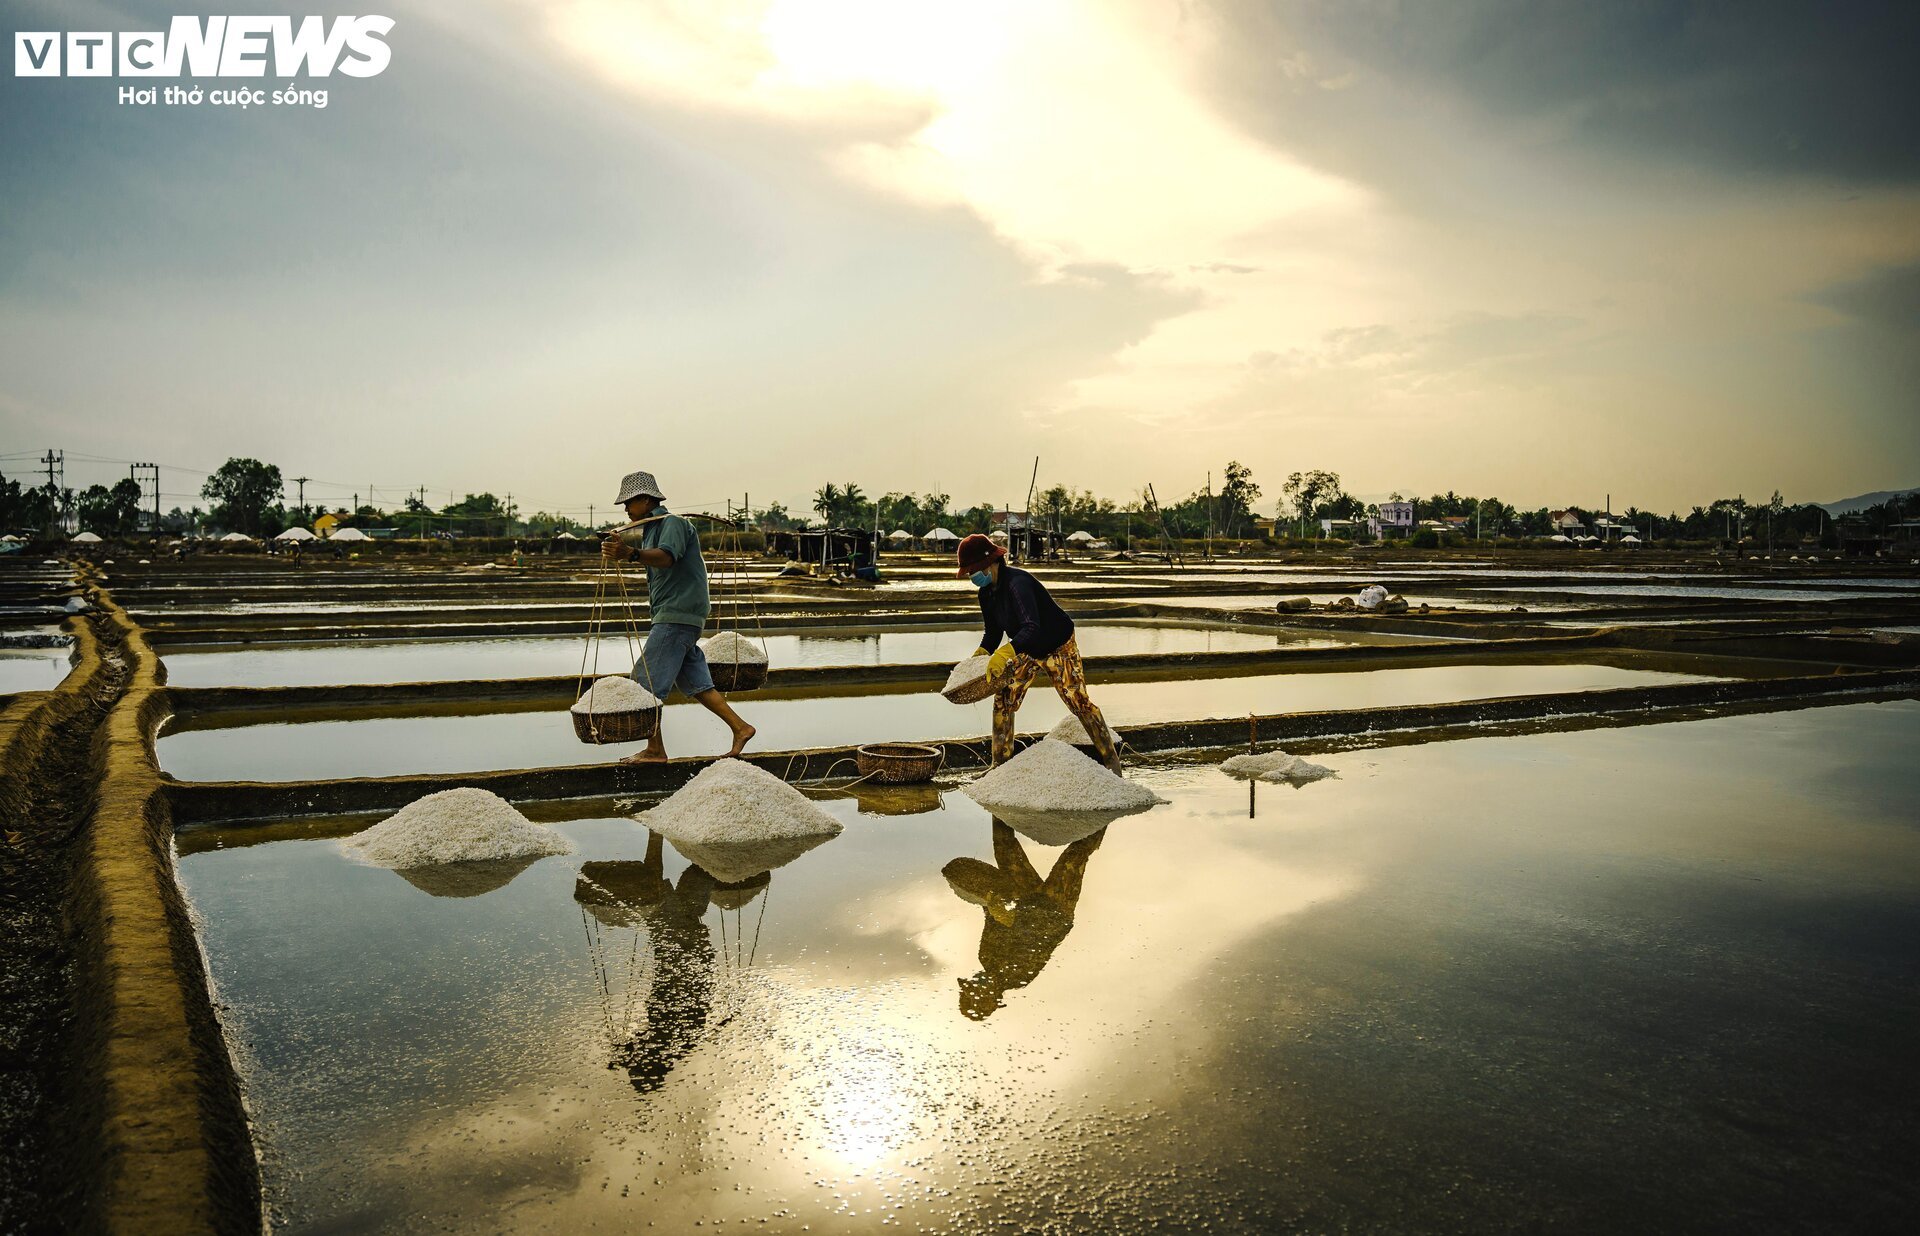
[{"left": 5, "top": 456, "right": 1913, "bottom": 549}]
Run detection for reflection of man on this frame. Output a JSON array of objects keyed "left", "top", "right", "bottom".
[
  {"left": 940, "top": 821, "right": 1105, "bottom": 1021},
  {"left": 574, "top": 833, "right": 718, "bottom": 1093}
]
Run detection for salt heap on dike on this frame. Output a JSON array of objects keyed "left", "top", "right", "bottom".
[
  {"left": 699, "top": 631, "right": 768, "bottom": 664},
  {"left": 1220, "top": 750, "right": 1337, "bottom": 786},
  {"left": 571, "top": 676, "right": 660, "bottom": 714},
  {"left": 965, "top": 739, "right": 1160, "bottom": 814},
  {"left": 344, "top": 787, "right": 573, "bottom": 868},
  {"left": 639, "top": 759, "right": 842, "bottom": 881},
  {"left": 964, "top": 739, "right": 1162, "bottom": 846},
  {"left": 1046, "top": 712, "right": 1119, "bottom": 748}
]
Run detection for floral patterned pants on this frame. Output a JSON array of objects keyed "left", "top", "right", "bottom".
[{"left": 991, "top": 635, "right": 1120, "bottom": 771}]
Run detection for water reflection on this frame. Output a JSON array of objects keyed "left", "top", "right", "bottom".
[
  {"left": 575, "top": 836, "right": 719, "bottom": 1095},
  {"left": 393, "top": 856, "right": 541, "bottom": 898},
  {"left": 941, "top": 820, "right": 1106, "bottom": 1020},
  {"left": 848, "top": 782, "right": 945, "bottom": 818},
  {"left": 574, "top": 829, "right": 808, "bottom": 1097}
]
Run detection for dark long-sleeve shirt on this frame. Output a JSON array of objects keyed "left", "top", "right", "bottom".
[{"left": 978, "top": 565, "right": 1074, "bottom": 658}]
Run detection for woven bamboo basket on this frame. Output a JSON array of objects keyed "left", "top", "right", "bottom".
[
  {"left": 571, "top": 704, "right": 661, "bottom": 745},
  {"left": 941, "top": 665, "right": 997, "bottom": 705},
  {"left": 855, "top": 743, "right": 942, "bottom": 784},
  {"left": 707, "top": 659, "right": 769, "bottom": 693}
]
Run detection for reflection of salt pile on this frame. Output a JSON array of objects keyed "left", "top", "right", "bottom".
[
  {"left": 1046, "top": 712, "right": 1119, "bottom": 748},
  {"left": 1220, "top": 751, "right": 1337, "bottom": 786},
  {"left": 964, "top": 739, "right": 1162, "bottom": 845},
  {"left": 638, "top": 759, "right": 842, "bottom": 882},
  {"left": 698, "top": 631, "right": 768, "bottom": 664},
  {"left": 570, "top": 676, "right": 660, "bottom": 714},
  {"left": 344, "top": 787, "right": 573, "bottom": 868}
]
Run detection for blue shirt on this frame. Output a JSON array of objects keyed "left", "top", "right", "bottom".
[{"left": 621, "top": 510, "right": 709, "bottom": 628}]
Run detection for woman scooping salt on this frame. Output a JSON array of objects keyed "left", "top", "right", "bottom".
[{"left": 955, "top": 532, "right": 1121, "bottom": 772}]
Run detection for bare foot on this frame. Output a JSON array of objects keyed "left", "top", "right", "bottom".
[
  {"left": 619, "top": 750, "right": 668, "bottom": 765},
  {"left": 726, "top": 724, "right": 757, "bottom": 757}
]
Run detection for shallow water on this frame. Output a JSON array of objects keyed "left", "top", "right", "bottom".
[
  {"left": 157, "top": 663, "right": 1713, "bottom": 781},
  {"left": 1469, "top": 583, "right": 1920, "bottom": 603},
  {"left": 1141, "top": 592, "right": 1557, "bottom": 612},
  {"left": 157, "top": 623, "right": 1379, "bottom": 688},
  {"left": 177, "top": 701, "right": 1920, "bottom": 1232},
  {"left": 0, "top": 649, "right": 74, "bottom": 693}
]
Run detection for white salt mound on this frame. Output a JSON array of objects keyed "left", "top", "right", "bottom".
[
  {"left": 944, "top": 653, "right": 991, "bottom": 694},
  {"left": 964, "top": 739, "right": 1160, "bottom": 813},
  {"left": 1219, "top": 750, "right": 1337, "bottom": 785},
  {"left": 344, "top": 787, "right": 573, "bottom": 868},
  {"left": 1046, "top": 712, "right": 1119, "bottom": 748},
  {"left": 571, "top": 675, "right": 661, "bottom": 714},
  {"left": 639, "top": 758, "right": 843, "bottom": 847},
  {"left": 1357, "top": 584, "right": 1389, "bottom": 610},
  {"left": 700, "top": 631, "right": 769, "bottom": 664}
]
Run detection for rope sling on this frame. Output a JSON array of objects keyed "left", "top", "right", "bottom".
[
  {"left": 571, "top": 511, "right": 769, "bottom": 743},
  {"left": 572, "top": 518, "right": 661, "bottom": 744}
]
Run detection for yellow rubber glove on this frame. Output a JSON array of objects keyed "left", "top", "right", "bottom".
[{"left": 987, "top": 643, "right": 1017, "bottom": 681}]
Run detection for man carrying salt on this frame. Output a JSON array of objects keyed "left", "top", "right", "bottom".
[
  {"left": 956, "top": 532, "right": 1121, "bottom": 772},
  {"left": 600, "top": 470, "right": 756, "bottom": 764}
]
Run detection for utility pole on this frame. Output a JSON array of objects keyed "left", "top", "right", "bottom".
[
  {"left": 293, "top": 476, "right": 309, "bottom": 525},
  {"left": 39, "top": 449, "right": 63, "bottom": 534},
  {"left": 131, "top": 462, "right": 160, "bottom": 534},
  {"left": 1205, "top": 472, "right": 1214, "bottom": 559}
]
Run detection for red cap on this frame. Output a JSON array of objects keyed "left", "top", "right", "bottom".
[{"left": 955, "top": 533, "right": 1005, "bottom": 578}]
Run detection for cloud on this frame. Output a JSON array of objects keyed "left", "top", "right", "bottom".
[
  {"left": 1218, "top": 0, "right": 1920, "bottom": 186},
  {"left": 1812, "top": 262, "right": 1920, "bottom": 334}
]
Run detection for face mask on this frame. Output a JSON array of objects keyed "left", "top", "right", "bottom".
[{"left": 970, "top": 569, "right": 993, "bottom": 587}]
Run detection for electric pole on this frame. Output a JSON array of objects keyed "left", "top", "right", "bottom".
[
  {"left": 131, "top": 462, "right": 160, "bottom": 534},
  {"left": 39, "top": 449, "right": 63, "bottom": 534}
]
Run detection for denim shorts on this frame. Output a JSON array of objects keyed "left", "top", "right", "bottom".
[{"left": 630, "top": 622, "right": 713, "bottom": 699}]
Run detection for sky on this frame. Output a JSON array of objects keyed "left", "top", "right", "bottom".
[{"left": 2, "top": 0, "right": 1916, "bottom": 522}]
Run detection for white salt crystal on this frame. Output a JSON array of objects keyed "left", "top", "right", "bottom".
[
  {"left": 639, "top": 758, "right": 843, "bottom": 848},
  {"left": 1046, "top": 712, "right": 1119, "bottom": 748},
  {"left": 571, "top": 675, "right": 661, "bottom": 714},
  {"left": 699, "top": 631, "right": 769, "bottom": 664},
  {"left": 944, "top": 653, "right": 991, "bottom": 694},
  {"left": 964, "top": 739, "right": 1161, "bottom": 814},
  {"left": 344, "top": 787, "right": 573, "bottom": 868},
  {"left": 1219, "top": 750, "right": 1337, "bottom": 785}
]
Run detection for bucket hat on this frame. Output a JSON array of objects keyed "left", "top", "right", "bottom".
[
  {"left": 615, "top": 470, "right": 666, "bottom": 504},
  {"left": 955, "top": 532, "right": 1005, "bottom": 578}
]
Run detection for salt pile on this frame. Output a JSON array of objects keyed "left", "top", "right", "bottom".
[
  {"left": 1046, "top": 712, "right": 1119, "bottom": 748},
  {"left": 640, "top": 760, "right": 842, "bottom": 881},
  {"left": 1219, "top": 750, "right": 1337, "bottom": 785},
  {"left": 699, "top": 631, "right": 768, "bottom": 664},
  {"left": 344, "top": 787, "right": 573, "bottom": 868},
  {"left": 1357, "top": 584, "right": 1390, "bottom": 610},
  {"left": 964, "top": 739, "right": 1160, "bottom": 813},
  {"left": 571, "top": 675, "right": 661, "bottom": 714},
  {"left": 943, "top": 652, "right": 992, "bottom": 694},
  {"left": 639, "top": 758, "right": 842, "bottom": 848}
]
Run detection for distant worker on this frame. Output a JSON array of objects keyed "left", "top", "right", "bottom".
[
  {"left": 600, "top": 470, "right": 755, "bottom": 764},
  {"left": 957, "top": 532, "right": 1120, "bottom": 772}
]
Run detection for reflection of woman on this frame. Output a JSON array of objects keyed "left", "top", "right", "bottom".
[{"left": 940, "top": 820, "right": 1106, "bottom": 1021}]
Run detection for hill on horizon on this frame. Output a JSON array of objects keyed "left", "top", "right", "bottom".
[{"left": 1818, "top": 486, "right": 1920, "bottom": 515}]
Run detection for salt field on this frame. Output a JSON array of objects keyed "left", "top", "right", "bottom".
[
  {"left": 157, "top": 662, "right": 1717, "bottom": 782},
  {"left": 174, "top": 703, "right": 1920, "bottom": 1233},
  {"left": 11, "top": 546, "right": 1920, "bottom": 1233},
  {"left": 0, "top": 648, "right": 74, "bottom": 694},
  {"left": 157, "top": 622, "right": 1409, "bottom": 688}
]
